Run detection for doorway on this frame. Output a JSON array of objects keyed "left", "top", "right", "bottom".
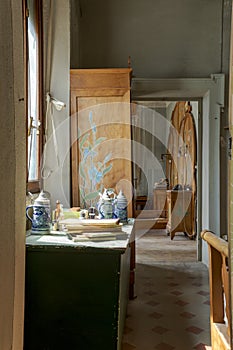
[
  {"left": 131, "top": 74, "right": 225, "bottom": 264},
  {"left": 131, "top": 99, "right": 202, "bottom": 260}
]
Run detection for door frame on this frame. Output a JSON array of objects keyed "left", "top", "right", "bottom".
[{"left": 131, "top": 75, "right": 225, "bottom": 262}]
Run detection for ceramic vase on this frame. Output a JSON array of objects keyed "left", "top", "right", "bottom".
[
  {"left": 26, "top": 191, "right": 51, "bottom": 234},
  {"left": 115, "top": 190, "right": 128, "bottom": 223}
]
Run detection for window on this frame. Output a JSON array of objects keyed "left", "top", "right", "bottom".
[{"left": 24, "top": 0, "right": 43, "bottom": 192}]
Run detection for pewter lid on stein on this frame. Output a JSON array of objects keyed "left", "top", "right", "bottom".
[
  {"left": 34, "top": 190, "right": 50, "bottom": 206},
  {"left": 117, "top": 190, "right": 127, "bottom": 200}
]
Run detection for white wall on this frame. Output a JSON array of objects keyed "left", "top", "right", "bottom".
[
  {"left": 71, "top": 0, "right": 227, "bottom": 79},
  {"left": 43, "top": 0, "right": 70, "bottom": 209},
  {"left": 0, "top": 1, "right": 25, "bottom": 349}
]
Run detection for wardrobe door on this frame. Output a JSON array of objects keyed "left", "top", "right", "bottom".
[
  {"left": 70, "top": 68, "right": 133, "bottom": 216},
  {"left": 166, "top": 102, "right": 197, "bottom": 239}
]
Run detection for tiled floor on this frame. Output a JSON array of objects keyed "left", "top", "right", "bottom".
[{"left": 122, "top": 230, "right": 211, "bottom": 350}]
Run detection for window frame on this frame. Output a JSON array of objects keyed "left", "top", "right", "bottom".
[{"left": 24, "top": 0, "right": 44, "bottom": 193}]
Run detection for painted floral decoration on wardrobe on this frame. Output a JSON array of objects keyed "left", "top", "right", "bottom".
[{"left": 78, "top": 111, "right": 113, "bottom": 208}]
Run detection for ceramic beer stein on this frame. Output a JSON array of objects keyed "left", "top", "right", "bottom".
[
  {"left": 26, "top": 191, "right": 51, "bottom": 234},
  {"left": 114, "top": 190, "right": 128, "bottom": 223},
  {"left": 97, "top": 188, "right": 113, "bottom": 219}
]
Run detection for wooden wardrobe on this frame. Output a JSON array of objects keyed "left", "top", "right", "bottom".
[
  {"left": 166, "top": 102, "right": 197, "bottom": 239},
  {"left": 70, "top": 68, "right": 133, "bottom": 217}
]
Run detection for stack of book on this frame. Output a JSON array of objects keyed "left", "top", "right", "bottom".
[{"left": 58, "top": 218, "right": 128, "bottom": 242}]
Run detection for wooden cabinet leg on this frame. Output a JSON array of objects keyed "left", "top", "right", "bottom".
[{"left": 171, "top": 230, "right": 175, "bottom": 240}]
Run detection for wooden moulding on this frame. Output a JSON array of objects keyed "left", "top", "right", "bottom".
[
  {"left": 201, "top": 230, "right": 230, "bottom": 350},
  {"left": 70, "top": 68, "right": 132, "bottom": 91},
  {"left": 211, "top": 323, "right": 230, "bottom": 350},
  {"left": 201, "top": 230, "right": 228, "bottom": 258}
]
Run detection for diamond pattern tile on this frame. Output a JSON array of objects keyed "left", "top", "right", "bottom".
[
  {"left": 122, "top": 230, "right": 211, "bottom": 349},
  {"left": 175, "top": 299, "right": 189, "bottom": 306},
  {"left": 197, "top": 290, "right": 209, "bottom": 296},
  {"left": 149, "top": 311, "right": 163, "bottom": 319},
  {"left": 145, "top": 290, "right": 157, "bottom": 296},
  {"left": 180, "top": 311, "right": 195, "bottom": 319},
  {"left": 186, "top": 326, "right": 204, "bottom": 334},
  {"left": 170, "top": 290, "right": 183, "bottom": 296},
  {"left": 152, "top": 325, "right": 169, "bottom": 334}
]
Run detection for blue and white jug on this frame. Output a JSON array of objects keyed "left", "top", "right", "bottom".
[
  {"left": 97, "top": 188, "right": 114, "bottom": 219},
  {"left": 26, "top": 191, "right": 51, "bottom": 234},
  {"left": 115, "top": 190, "right": 128, "bottom": 223}
]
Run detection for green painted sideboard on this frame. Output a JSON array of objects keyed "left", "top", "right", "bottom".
[{"left": 24, "top": 225, "right": 134, "bottom": 350}]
